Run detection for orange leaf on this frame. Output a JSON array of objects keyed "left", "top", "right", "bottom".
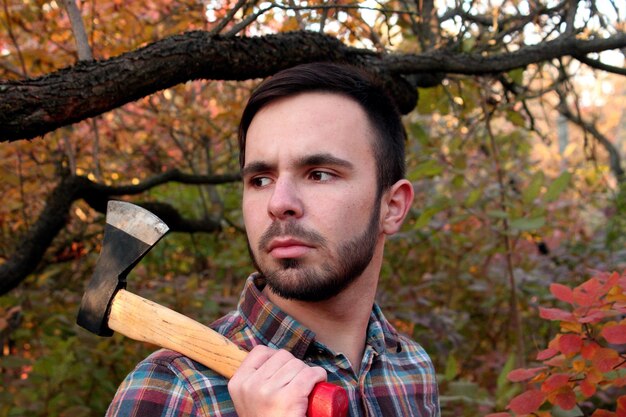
[
  {"left": 551, "top": 283, "right": 574, "bottom": 304},
  {"left": 507, "top": 389, "right": 546, "bottom": 414},
  {"left": 601, "top": 324, "right": 626, "bottom": 344},
  {"left": 484, "top": 413, "right": 511, "bottom": 417},
  {"left": 507, "top": 367, "right": 547, "bottom": 382},
  {"left": 558, "top": 334, "right": 583, "bottom": 355}
]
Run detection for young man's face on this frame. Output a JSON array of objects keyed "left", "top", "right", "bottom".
[{"left": 241, "top": 92, "right": 384, "bottom": 302}]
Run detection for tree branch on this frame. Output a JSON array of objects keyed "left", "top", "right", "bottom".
[
  {"left": 558, "top": 101, "right": 625, "bottom": 184},
  {"left": 0, "top": 170, "right": 241, "bottom": 295},
  {"left": 574, "top": 54, "right": 626, "bottom": 76},
  {"left": 2, "top": 30, "right": 624, "bottom": 142}
]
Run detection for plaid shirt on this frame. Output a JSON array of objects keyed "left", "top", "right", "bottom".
[{"left": 106, "top": 274, "right": 440, "bottom": 417}]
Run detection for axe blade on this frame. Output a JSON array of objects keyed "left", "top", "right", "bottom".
[{"left": 77, "top": 201, "right": 169, "bottom": 336}]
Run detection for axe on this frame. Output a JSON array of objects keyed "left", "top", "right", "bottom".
[{"left": 76, "top": 201, "right": 348, "bottom": 417}]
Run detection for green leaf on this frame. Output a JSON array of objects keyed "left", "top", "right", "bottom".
[
  {"left": 508, "top": 68, "right": 525, "bottom": 85},
  {"left": 465, "top": 188, "right": 482, "bottom": 208},
  {"left": 496, "top": 354, "right": 515, "bottom": 394},
  {"left": 414, "top": 206, "right": 443, "bottom": 229},
  {"left": 487, "top": 210, "right": 509, "bottom": 219},
  {"left": 544, "top": 171, "right": 571, "bottom": 202},
  {"left": 509, "top": 216, "right": 545, "bottom": 231},
  {"left": 408, "top": 160, "right": 443, "bottom": 181},
  {"left": 444, "top": 355, "right": 460, "bottom": 381},
  {"left": 507, "top": 110, "right": 526, "bottom": 127},
  {"left": 523, "top": 171, "right": 545, "bottom": 204},
  {"left": 417, "top": 86, "right": 449, "bottom": 115},
  {"left": 409, "top": 122, "right": 429, "bottom": 146}
]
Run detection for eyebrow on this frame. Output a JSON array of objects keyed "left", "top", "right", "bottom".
[
  {"left": 242, "top": 153, "right": 354, "bottom": 178},
  {"left": 297, "top": 153, "right": 354, "bottom": 170},
  {"left": 241, "top": 161, "right": 274, "bottom": 179}
]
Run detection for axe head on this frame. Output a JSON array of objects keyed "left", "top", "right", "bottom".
[{"left": 77, "top": 201, "right": 169, "bottom": 336}]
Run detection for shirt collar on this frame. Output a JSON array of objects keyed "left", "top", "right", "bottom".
[
  {"left": 367, "top": 303, "right": 403, "bottom": 354},
  {"left": 238, "top": 273, "right": 316, "bottom": 359},
  {"left": 238, "top": 273, "right": 402, "bottom": 358}
]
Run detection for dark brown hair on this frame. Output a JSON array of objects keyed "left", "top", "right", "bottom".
[{"left": 238, "top": 62, "right": 406, "bottom": 193}]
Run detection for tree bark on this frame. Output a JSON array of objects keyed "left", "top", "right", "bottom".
[{"left": 2, "top": 30, "right": 625, "bottom": 142}]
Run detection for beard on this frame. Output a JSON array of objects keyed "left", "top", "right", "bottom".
[{"left": 247, "top": 201, "right": 381, "bottom": 302}]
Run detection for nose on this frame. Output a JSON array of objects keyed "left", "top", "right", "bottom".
[{"left": 268, "top": 176, "right": 304, "bottom": 220}]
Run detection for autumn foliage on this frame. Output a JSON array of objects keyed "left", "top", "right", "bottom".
[{"left": 488, "top": 271, "right": 626, "bottom": 417}]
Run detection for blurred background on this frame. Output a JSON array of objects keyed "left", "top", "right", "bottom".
[{"left": 1, "top": 0, "right": 625, "bottom": 415}]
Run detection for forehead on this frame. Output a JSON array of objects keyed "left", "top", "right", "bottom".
[{"left": 244, "top": 92, "right": 376, "bottom": 167}]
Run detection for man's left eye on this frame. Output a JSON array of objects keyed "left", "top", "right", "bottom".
[{"left": 310, "top": 171, "right": 335, "bottom": 182}]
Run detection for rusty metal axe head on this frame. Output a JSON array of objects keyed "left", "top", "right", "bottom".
[{"left": 76, "top": 201, "right": 169, "bottom": 336}]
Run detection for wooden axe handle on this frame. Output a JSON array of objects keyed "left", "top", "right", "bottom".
[{"left": 108, "top": 289, "right": 349, "bottom": 417}]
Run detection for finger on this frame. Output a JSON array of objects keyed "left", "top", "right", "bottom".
[
  {"left": 283, "top": 365, "right": 328, "bottom": 398},
  {"left": 231, "top": 345, "right": 276, "bottom": 383},
  {"left": 265, "top": 357, "right": 311, "bottom": 388},
  {"left": 238, "top": 345, "right": 276, "bottom": 373},
  {"left": 254, "top": 349, "right": 299, "bottom": 381}
]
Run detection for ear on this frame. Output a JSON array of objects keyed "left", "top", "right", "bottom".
[{"left": 380, "top": 179, "right": 414, "bottom": 235}]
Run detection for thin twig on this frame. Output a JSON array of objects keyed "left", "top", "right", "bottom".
[
  {"left": 1, "top": 0, "right": 28, "bottom": 77},
  {"left": 62, "top": 0, "right": 93, "bottom": 61},
  {"left": 482, "top": 92, "right": 526, "bottom": 368},
  {"left": 210, "top": 0, "right": 249, "bottom": 35}
]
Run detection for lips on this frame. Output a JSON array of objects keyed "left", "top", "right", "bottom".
[{"left": 268, "top": 238, "right": 314, "bottom": 259}]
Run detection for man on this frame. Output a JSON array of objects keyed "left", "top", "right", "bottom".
[{"left": 106, "top": 62, "right": 440, "bottom": 417}]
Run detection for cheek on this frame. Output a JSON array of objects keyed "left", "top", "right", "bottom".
[
  {"left": 313, "top": 193, "right": 376, "bottom": 236},
  {"left": 242, "top": 200, "right": 263, "bottom": 242}
]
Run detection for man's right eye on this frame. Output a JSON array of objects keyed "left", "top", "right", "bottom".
[{"left": 251, "top": 177, "right": 272, "bottom": 187}]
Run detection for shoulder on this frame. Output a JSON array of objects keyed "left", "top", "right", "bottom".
[{"left": 106, "top": 349, "right": 235, "bottom": 417}]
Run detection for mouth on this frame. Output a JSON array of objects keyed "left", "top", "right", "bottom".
[{"left": 267, "top": 238, "right": 314, "bottom": 259}]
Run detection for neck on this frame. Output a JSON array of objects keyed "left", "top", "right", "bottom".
[{"left": 263, "top": 247, "right": 383, "bottom": 370}]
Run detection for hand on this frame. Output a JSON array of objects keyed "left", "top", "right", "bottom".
[{"left": 228, "top": 345, "right": 327, "bottom": 417}]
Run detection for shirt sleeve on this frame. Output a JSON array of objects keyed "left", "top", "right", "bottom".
[{"left": 106, "top": 360, "right": 199, "bottom": 417}]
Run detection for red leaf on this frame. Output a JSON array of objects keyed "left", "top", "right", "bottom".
[
  {"left": 539, "top": 307, "right": 574, "bottom": 321},
  {"left": 580, "top": 378, "right": 596, "bottom": 397},
  {"left": 537, "top": 347, "right": 559, "bottom": 360},
  {"left": 507, "top": 367, "right": 547, "bottom": 382},
  {"left": 578, "top": 308, "right": 610, "bottom": 323},
  {"left": 558, "top": 334, "right": 583, "bottom": 355},
  {"left": 592, "top": 347, "right": 621, "bottom": 372},
  {"left": 582, "top": 341, "right": 600, "bottom": 360},
  {"left": 484, "top": 414, "right": 511, "bottom": 417},
  {"left": 617, "top": 395, "right": 626, "bottom": 416},
  {"left": 507, "top": 389, "right": 546, "bottom": 414},
  {"left": 574, "top": 278, "right": 603, "bottom": 306},
  {"left": 544, "top": 355, "right": 566, "bottom": 367},
  {"left": 554, "top": 387, "right": 577, "bottom": 410},
  {"left": 551, "top": 283, "right": 574, "bottom": 304},
  {"left": 542, "top": 373, "right": 570, "bottom": 393},
  {"left": 601, "top": 324, "right": 626, "bottom": 344},
  {"left": 591, "top": 409, "right": 616, "bottom": 417}
]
